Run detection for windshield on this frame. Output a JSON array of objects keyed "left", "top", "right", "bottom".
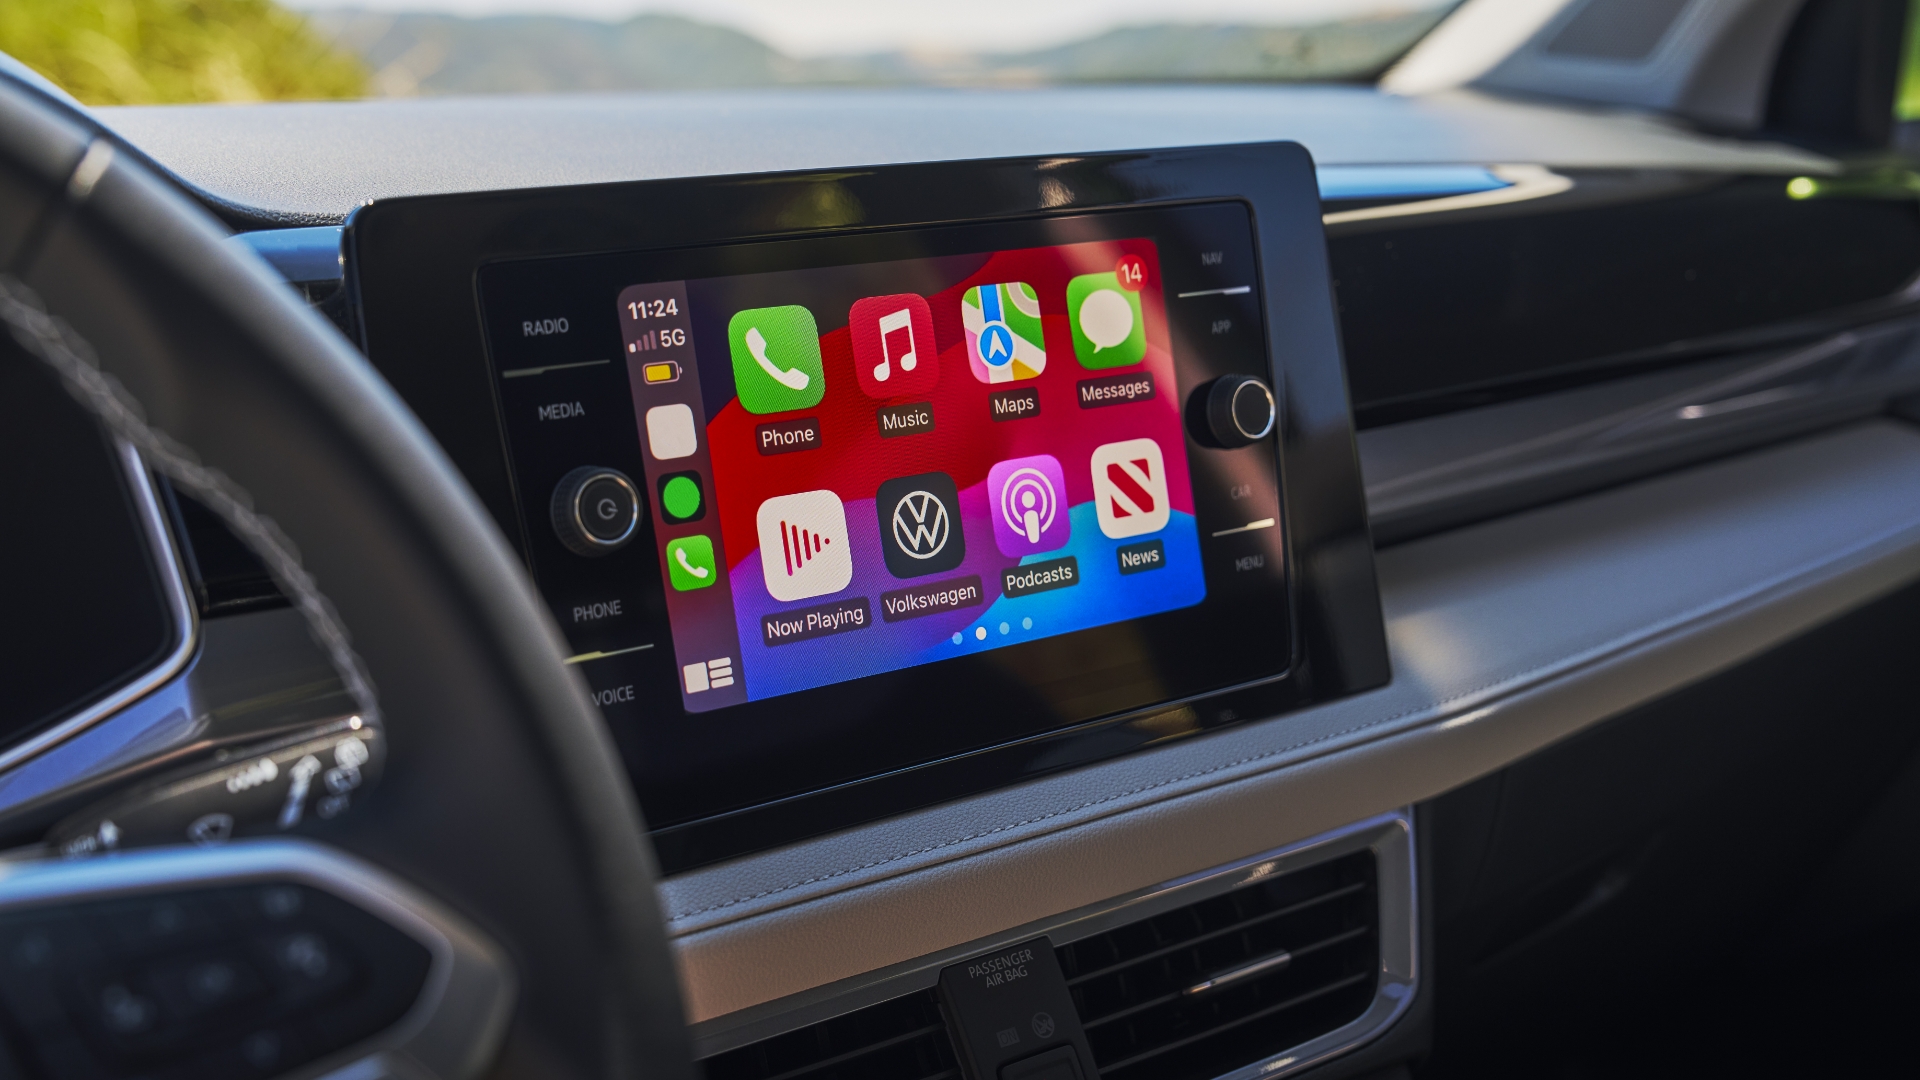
[{"left": 1, "top": 0, "right": 1455, "bottom": 103}]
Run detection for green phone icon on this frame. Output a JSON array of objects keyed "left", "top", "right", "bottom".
[
  {"left": 665, "top": 535, "right": 717, "bottom": 591},
  {"left": 1067, "top": 272, "right": 1146, "bottom": 369},
  {"left": 728, "top": 305, "right": 825, "bottom": 414}
]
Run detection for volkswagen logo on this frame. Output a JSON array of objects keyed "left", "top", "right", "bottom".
[{"left": 891, "top": 490, "right": 950, "bottom": 559}]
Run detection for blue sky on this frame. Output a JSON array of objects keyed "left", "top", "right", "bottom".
[{"left": 290, "top": 0, "right": 1439, "bottom": 56}]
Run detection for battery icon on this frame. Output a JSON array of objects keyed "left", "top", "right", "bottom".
[{"left": 642, "top": 360, "right": 681, "bottom": 385}]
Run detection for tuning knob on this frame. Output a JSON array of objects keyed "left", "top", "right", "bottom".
[
  {"left": 551, "top": 467, "right": 641, "bottom": 556},
  {"left": 1203, "top": 375, "right": 1276, "bottom": 448}
]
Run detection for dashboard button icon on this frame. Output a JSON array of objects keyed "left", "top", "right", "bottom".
[
  {"left": 988, "top": 454, "right": 1070, "bottom": 556},
  {"left": 876, "top": 472, "right": 965, "bottom": 578},
  {"left": 728, "top": 305, "right": 825, "bottom": 414},
  {"left": 756, "top": 490, "right": 853, "bottom": 602},
  {"left": 852, "top": 294, "right": 939, "bottom": 399},
  {"left": 1091, "top": 438, "right": 1169, "bottom": 539},
  {"left": 665, "top": 535, "right": 717, "bottom": 592},
  {"left": 963, "top": 282, "right": 1046, "bottom": 383}
]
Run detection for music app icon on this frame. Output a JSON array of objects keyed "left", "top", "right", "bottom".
[{"left": 851, "top": 294, "right": 939, "bottom": 399}]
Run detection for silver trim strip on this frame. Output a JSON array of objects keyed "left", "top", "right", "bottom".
[
  {"left": 1321, "top": 164, "right": 1572, "bottom": 226},
  {"left": 1184, "top": 949, "right": 1291, "bottom": 996},
  {"left": 688, "top": 809, "right": 1417, "bottom": 1080},
  {"left": 0, "top": 838, "right": 515, "bottom": 1080},
  {"left": 0, "top": 441, "right": 198, "bottom": 773}
]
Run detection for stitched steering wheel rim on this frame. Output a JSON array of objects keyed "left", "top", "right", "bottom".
[{"left": 0, "top": 72, "right": 693, "bottom": 1080}]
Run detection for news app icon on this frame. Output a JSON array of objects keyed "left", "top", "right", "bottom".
[
  {"left": 1091, "top": 438, "right": 1170, "bottom": 539},
  {"left": 962, "top": 282, "right": 1046, "bottom": 383},
  {"left": 756, "top": 489, "right": 852, "bottom": 602},
  {"left": 876, "top": 472, "right": 965, "bottom": 578},
  {"left": 852, "top": 294, "right": 938, "bottom": 399},
  {"left": 988, "top": 454, "right": 1070, "bottom": 557}
]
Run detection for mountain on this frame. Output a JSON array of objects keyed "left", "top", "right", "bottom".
[{"left": 304, "top": 8, "right": 1448, "bottom": 96}]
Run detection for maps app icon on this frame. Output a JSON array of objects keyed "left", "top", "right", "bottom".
[{"left": 962, "top": 282, "right": 1046, "bottom": 383}]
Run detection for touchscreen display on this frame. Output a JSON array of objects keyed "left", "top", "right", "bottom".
[
  {"left": 478, "top": 201, "right": 1292, "bottom": 840},
  {"left": 618, "top": 239, "right": 1205, "bottom": 711}
]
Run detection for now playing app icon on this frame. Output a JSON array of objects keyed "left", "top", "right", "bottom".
[
  {"left": 757, "top": 490, "right": 852, "bottom": 602},
  {"left": 877, "top": 472, "right": 964, "bottom": 578},
  {"left": 1091, "top": 438, "right": 1170, "bottom": 540}
]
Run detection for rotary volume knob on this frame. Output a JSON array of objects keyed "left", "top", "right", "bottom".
[
  {"left": 1204, "top": 375, "right": 1277, "bottom": 448},
  {"left": 551, "top": 466, "right": 641, "bottom": 556}
]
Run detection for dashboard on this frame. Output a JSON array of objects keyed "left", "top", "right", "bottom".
[{"left": 6, "top": 25, "right": 1920, "bottom": 1079}]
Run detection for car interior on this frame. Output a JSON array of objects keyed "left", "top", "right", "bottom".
[{"left": 3, "top": 0, "right": 1919, "bottom": 1077}]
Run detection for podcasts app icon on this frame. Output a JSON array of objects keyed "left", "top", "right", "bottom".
[
  {"left": 988, "top": 454, "right": 1070, "bottom": 557},
  {"left": 876, "top": 472, "right": 964, "bottom": 578}
]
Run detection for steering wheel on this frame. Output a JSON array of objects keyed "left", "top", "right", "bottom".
[{"left": 0, "top": 72, "right": 693, "bottom": 1080}]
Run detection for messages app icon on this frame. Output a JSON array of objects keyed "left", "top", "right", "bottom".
[
  {"left": 729, "top": 305, "right": 825, "bottom": 414},
  {"left": 1068, "top": 272, "right": 1146, "bottom": 369}
]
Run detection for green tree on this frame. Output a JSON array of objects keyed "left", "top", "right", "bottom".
[{"left": 0, "top": 0, "right": 366, "bottom": 104}]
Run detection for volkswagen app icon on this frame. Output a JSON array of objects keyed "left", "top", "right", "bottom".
[{"left": 876, "top": 472, "right": 965, "bottom": 578}]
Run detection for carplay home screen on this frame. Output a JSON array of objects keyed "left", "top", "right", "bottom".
[{"left": 618, "top": 238, "right": 1205, "bottom": 712}]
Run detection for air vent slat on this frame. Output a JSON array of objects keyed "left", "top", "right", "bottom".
[
  {"left": 1079, "top": 923, "right": 1374, "bottom": 1033},
  {"left": 1057, "top": 849, "right": 1380, "bottom": 1080},
  {"left": 702, "top": 989, "right": 958, "bottom": 1080},
  {"left": 1091, "top": 971, "right": 1374, "bottom": 1077},
  {"left": 754, "top": 1022, "right": 949, "bottom": 1080},
  {"left": 1063, "top": 881, "right": 1367, "bottom": 988}
]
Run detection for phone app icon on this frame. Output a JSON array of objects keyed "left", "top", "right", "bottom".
[
  {"left": 756, "top": 489, "right": 852, "bottom": 602},
  {"left": 728, "top": 305, "right": 825, "bottom": 414},
  {"left": 1068, "top": 272, "right": 1146, "bottom": 370},
  {"left": 852, "top": 294, "right": 938, "bottom": 399},
  {"left": 665, "top": 535, "right": 717, "bottom": 592},
  {"left": 876, "top": 472, "right": 965, "bottom": 578},
  {"left": 1091, "top": 438, "right": 1169, "bottom": 539},
  {"left": 988, "top": 454, "right": 1070, "bottom": 557},
  {"left": 658, "top": 471, "right": 705, "bottom": 524},
  {"left": 962, "top": 282, "right": 1046, "bottom": 383}
]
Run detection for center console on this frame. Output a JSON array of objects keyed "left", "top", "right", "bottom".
[{"left": 347, "top": 143, "right": 1388, "bottom": 872}]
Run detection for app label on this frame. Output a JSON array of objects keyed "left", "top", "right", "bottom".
[
  {"left": 851, "top": 294, "right": 939, "bottom": 398},
  {"left": 728, "top": 305, "right": 825, "bottom": 414},
  {"left": 756, "top": 489, "right": 852, "bottom": 602},
  {"left": 988, "top": 454, "right": 1071, "bottom": 557},
  {"left": 963, "top": 282, "right": 1046, "bottom": 383}
]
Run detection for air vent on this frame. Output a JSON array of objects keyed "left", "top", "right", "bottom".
[
  {"left": 702, "top": 988, "right": 959, "bottom": 1080},
  {"left": 1056, "top": 849, "right": 1379, "bottom": 1080}
]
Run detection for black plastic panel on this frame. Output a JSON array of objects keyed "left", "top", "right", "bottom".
[
  {"left": 0, "top": 882, "right": 431, "bottom": 1080},
  {"left": 0, "top": 342, "right": 175, "bottom": 744},
  {"left": 1331, "top": 171, "right": 1920, "bottom": 426}
]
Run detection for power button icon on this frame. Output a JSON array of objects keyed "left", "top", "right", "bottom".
[{"left": 552, "top": 466, "right": 641, "bottom": 556}]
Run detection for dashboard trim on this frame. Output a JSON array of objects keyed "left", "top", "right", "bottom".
[
  {"left": 689, "top": 808, "right": 1416, "bottom": 1076},
  {"left": 0, "top": 441, "right": 198, "bottom": 775},
  {"left": 664, "top": 421, "right": 1920, "bottom": 1022}
]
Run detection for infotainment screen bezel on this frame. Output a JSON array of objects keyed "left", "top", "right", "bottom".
[{"left": 345, "top": 143, "right": 1389, "bottom": 873}]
